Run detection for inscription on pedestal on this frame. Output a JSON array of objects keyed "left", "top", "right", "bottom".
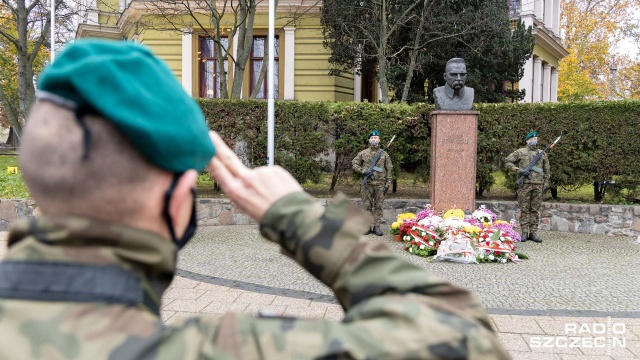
[{"left": 429, "top": 111, "right": 479, "bottom": 212}]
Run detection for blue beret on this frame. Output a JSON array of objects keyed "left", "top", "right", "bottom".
[
  {"left": 525, "top": 131, "right": 538, "bottom": 140},
  {"left": 368, "top": 130, "right": 380, "bottom": 138},
  {"left": 37, "top": 39, "right": 215, "bottom": 173}
]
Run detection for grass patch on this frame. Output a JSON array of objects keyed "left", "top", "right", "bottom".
[
  {"left": 481, "top": 171, "right": 596, "bottom": 203},
  {"left": 0, "top": 154, "right": 29, "bottom": 199},
  {"left": 0, "top": 153, "right": 18, "bottom": 170},
  {"left": 197, "top": 169, "right": 610, "bottom": 203}
]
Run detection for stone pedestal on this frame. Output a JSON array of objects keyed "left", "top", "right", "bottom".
[{"left": 429, "top": 110, "right": 479, "bottom": 212}]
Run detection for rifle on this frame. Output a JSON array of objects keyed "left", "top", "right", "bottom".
[
  {"left": 517, "top": 136, "right": 561, "bottom": 187},
  {"left": 362, "top": 135, "right": 396, "bottom": 187}
]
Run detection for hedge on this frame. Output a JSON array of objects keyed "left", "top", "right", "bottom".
[{"left": 197, "top": 99, "right": 640, "bottom": 195}]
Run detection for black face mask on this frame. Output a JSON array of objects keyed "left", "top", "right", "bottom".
[{"left": 162, "top": 174, "right": 197, "bottom": 250}]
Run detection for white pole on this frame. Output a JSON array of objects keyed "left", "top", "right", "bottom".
[
  {"left": 267, "top": 0, "right": 275, "bottom": 166},
  {"left": 50, "top": 0, "right": 55, "bottom": 62}
]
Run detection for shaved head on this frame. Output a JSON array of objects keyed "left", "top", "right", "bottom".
[{"left": 20, "top": 102, "right": 169, "bottom": 223}]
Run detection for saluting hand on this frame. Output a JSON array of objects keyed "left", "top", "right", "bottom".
[{"left": 206, "top": 131, "right": 303, "bottom": 222}]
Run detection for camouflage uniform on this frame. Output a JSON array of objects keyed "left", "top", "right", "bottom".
[
  {"left": 0, "top": 193, "right": 508, "bottom": 359},
  {"left": 352, "top": 146, "right": 393, "bottom": 228},
  {"left": 505, "top": 145, "right": 551, "bottom": 235}
]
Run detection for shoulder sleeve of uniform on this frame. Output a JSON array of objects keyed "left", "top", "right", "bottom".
[
  {"left": 260, "top": 192, "right": 371, "bottom": 295},
  {"left": 384, "top": 152, "right": 393, "bottom": 185},
  {"left": 504, "top": 150, "right": 518, "bottom": 162},
  {"left": 177, "top": 301, "right": 508, "bottom": 360},
  {"left": 226, "top": 300, "right": 509, "bottom": 359},
  {"left": 194, "top": 193, "right": 510, "bottom": 359},
  {"left": 543, "top": 152, "right": 551, "bottom": 179},
  {"left": 504, "top": 150, "right": 519, "bottom": 171},
  {"left": 383, "top": 151, "right": 392, "bottom": 166},
  {"left": 352, "top": 151, "right": 364, "bottom": 172},
  {"left": 259, "top": 193, "right": 492, "bottom": 320}
]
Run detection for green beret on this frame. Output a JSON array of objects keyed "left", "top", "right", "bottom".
[
  {"left": 37, "top": 39, "right": 215, "bottom": 173},
  {"left": 368, "top": 130, "right": 380, "bottom": 138},
  {"left": 525, "top": 131, "right": 538, "bottom": 140}
]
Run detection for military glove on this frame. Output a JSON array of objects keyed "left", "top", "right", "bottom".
[
  {"left": 383, "top": 186, "right": 389, "bottom": 195},
  {"left": 363, "top": 169, "right": 373, "bottom": 177}
]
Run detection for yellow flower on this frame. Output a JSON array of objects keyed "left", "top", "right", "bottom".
[
  {"left": 391, "top": 221, "right": 401, "bottom": 229},
  {"left": 495, "top": 220, "right": 508, "bottom": 225},
  {"left": 443, "top": 209, "right": 465, "bottom": 220},
  {"left": 396, "top": 213, "right": 416, "bottom": 221},
  {"left": 464, "top": 225, "right": 482, "bottom": 234}
]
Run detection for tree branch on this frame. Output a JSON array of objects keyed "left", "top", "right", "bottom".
[
  {"left": 26, "top": 0, "right": 43, "bottom": 15},
  {"left": 387, "top": 1, "right": 421, "bottom": 38},
  {"left": 0, "top": 28, "right": 19, "bottom": 48}
]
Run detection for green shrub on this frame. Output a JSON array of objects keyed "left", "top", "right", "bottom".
[
  {"left": 198, "top": 99, "right": 331, "bottom": 184},
  {"left": 197, "top": 99, "right": 640, "bottom": 197}
]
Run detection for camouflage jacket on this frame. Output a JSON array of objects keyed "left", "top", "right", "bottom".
[
  {"left": 0, "top": 193, "right": 508, "bottom": 359},
  {"left": 504, "top": 145, "right": 551, "bottom": 185},
  {"left": 351, "top": 146, "right": 393, "bottom": 188}
]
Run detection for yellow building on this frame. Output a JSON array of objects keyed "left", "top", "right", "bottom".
[
  {"left": 76, "top": 1, "right": 357, "bottom": 102},
  {"left": 509, "top": 0, "right": 569, "bottom": 102},
  {"left": 77, "top": 1, "right": 554, "bottom": 103}
]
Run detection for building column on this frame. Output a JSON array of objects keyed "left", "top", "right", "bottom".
[
  {"left": 84, "top": 0, "right": 99, "bottom": 24},
  {"left": 535, "top": 0, "right": 543, "bottom": 20},
  {"left": 232, "top": 33, "right": 240, "bottom": 98},
  {"left": 521, "top": 0, "right": 535, "bottom": 15},
  {"left": 181, "top": 29, "right": 193, "bottom": 96},
  {"left": 353, "top": 69, "right": 362, "bottom": 102},
  {"left": 520, "top": 57, "right": 533, "bottom": 102},
  {"left": 553, "top": 0, "right": 561, "bottom": 33},
  {"left": 544, "top": 0, "right": 553, "bottom": 27},
  {"left": 283, "top": 28, "right": 295, "bottom": 100},
  {"left": 532, "top": 57, "right": 542, "bottom": 102},
  {"left": 543, "top": 63, "right": 552, "bottom": 102},
  {"left": 353, "top": 50, "right": 362, "bottom": 102},
  {"left": 551, "top": 67, "right": 559, "bottom": 102}
]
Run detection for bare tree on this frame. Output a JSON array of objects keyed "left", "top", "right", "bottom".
[
  {"left": 0, "top": 0, "right": 54, "bottom": 145},
  {"left": 0, "top": 0, "right": 80, "bottom": 146},
  {"left": 322, "top": 0, "right": 421, "bottom": 103},
  {"left": 134, "top": 0, "right": 318, "bottom": 99}
]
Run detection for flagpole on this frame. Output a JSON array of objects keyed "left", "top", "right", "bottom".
[
  {"left": 50, "top": 0, "right": 55, "bottom": 62},
  {"left": 267, "top": 0, "right": 275, "bottom": 166}
]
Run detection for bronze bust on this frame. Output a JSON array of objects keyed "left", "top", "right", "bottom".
[{"left": 433, "top": 58, "right": 474, "bottom": 111}]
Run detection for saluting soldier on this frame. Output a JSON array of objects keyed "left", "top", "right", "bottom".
[
  {"left": 505, "top": 131, "right": 551, "bottom": 243},
  {"left": 351, "top": 130, "right": 393, "bottom": 236},
  {"left": 0, "top": 40, "right": 509, "bottom": 359}
]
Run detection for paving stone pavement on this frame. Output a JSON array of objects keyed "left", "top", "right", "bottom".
[{"left": 2, "top": 227, "right": 640, "bottom": 359}]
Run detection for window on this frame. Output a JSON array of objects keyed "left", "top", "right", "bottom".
[
  {"left": 509, "top": 0, "right": 520, "bottom": 18},
  {"left": 360, "top": 63, "right": 375, "bottom": 103},
  {"left": 250, "top": 37, "right": 279, "bottom": 99},
  {"left": 199, "top": 37, "right": 229, "bottom": 98}
]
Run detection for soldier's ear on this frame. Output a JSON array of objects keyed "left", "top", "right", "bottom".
[{"left": 167, "top": 170, "right": 198, "bottom": 235}]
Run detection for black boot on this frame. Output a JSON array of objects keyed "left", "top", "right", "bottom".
[
  {"left": 529, "top": 233, "right": 542, "bottom": 243},
  {"left": 373, "top": 226, "right": 383, "bottom": 236},
  {"left": 521, "top": 232, "right": 528, "bottom": 242},
  {"left": 364, "top": 227, "right": 373, "bottom": 235}
]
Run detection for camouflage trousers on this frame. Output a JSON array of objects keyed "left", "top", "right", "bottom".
[
  {"left": 517, "top": 183, "right": 544, "bottom": 233},
  {"left": 361, "top": 184, "right": 385, "bottom": 227}
]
